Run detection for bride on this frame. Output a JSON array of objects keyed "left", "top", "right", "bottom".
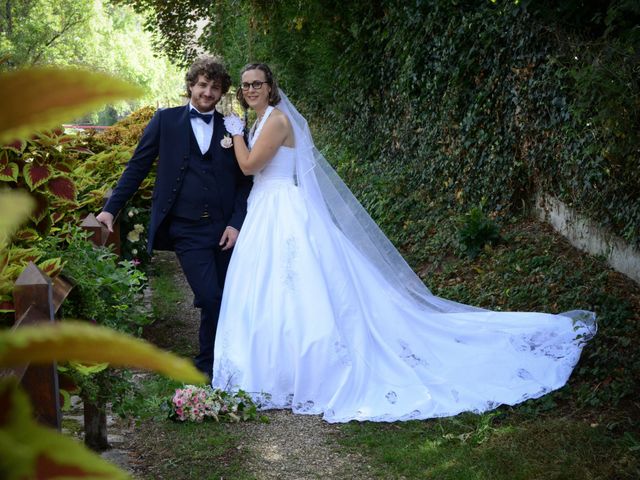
[{"left": 212, "top": 63, "right": 596, "bottom": 423}]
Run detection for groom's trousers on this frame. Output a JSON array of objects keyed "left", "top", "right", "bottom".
[{"left": 168, "top": 215, "right": 232, "bottom": 377}]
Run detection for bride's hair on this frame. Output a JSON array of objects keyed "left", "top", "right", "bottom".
[{"left": 236, "top": 63, "right": 281, "bottom": 109}]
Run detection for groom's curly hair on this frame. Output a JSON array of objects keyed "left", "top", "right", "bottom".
[
  {"left": 236, "top": 63, "right": 281, "bottom": 109},
  {"left": 185, "top": 55, "right": 232, "bottom": 97}
]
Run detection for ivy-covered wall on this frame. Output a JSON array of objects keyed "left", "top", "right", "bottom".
[{"left": 209, "top": 0, "right": 639, "bottom": 248}]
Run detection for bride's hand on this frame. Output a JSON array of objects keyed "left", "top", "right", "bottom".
[{"left": 224, "top": 114, "right": 245, "bottom": 136}]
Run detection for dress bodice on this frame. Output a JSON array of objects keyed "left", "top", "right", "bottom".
[
  {"left": 249, "top": 106, "right": 296, "bottom": 189},
  {"left": 253, "top": 146, "right": 295, "bottom": 183}
]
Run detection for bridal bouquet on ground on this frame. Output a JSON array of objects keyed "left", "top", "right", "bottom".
[{"left": 167, "top": 385, "right": 258, "bottom": 423}]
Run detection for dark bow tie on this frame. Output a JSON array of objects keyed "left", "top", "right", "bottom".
[{"left": 190, "top": 109, "right": 213, "bottom": 124}]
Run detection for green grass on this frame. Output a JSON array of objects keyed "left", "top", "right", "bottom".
[
  {"left": 132, "top": 417, "right": 255, "bottom": 480},
  {"left": 338, "top": 412, "right": 638, "bottom": 479},
  {"left": 144, "top": 252, "right": 196, "bottom": 357},
  {"left": 149, "top": 253, "right": 184, "bottom": 321}
]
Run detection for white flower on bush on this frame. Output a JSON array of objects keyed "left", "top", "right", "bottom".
[
  {"left": 127, "top": 207, "right": 139, "bottom": 218},
  {"left": 126, "top": 224, "right": 144, "bottom": 243}
]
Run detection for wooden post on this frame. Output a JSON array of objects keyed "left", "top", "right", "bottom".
[
  {"left": 13, "top": 262, "right": 61, "bottom": 430},
  {"left": 79, "top": 208, "right": 122, "bottom": 451},
  {"left": 81, "top": 211, "right": 120, "bottom": 255},
  {"left": 80, "top": 213, "right": 106, "bottom": 247}
]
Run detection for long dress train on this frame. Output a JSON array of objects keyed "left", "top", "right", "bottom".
[{"left": 212, "top": 104, "right": 595, "bottom": 423}]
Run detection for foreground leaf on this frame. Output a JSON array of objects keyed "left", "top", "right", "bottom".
[
  {"left": 0, "top": 321, "right": 206, "bottom": 384},
  {"left": 1, "top": 378, "right": 130, "bottom": 480},
  {"left": 0, "top": 68, "right": 143, "bottom": 143},
  {"left": 0, "top": 190, "right": 35, "bottom": 251}
]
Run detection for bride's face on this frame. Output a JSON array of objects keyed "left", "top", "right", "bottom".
[{"left": 241, "top": 69, "right": 271, "bottom": 110}]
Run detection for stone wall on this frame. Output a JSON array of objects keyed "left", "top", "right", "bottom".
[{"left": 535, "top": 192, "right": 640, "bottom": 284}]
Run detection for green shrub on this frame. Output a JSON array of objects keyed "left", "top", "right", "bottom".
[
  {"left": 207, "top": 0, "right": 640, "bottom": 249},
  {"left": 40, "top": 225, "right": 149, "bottom": 335},
  {"left": 457, "top": 205, "right": 501, "bottom": 259}
]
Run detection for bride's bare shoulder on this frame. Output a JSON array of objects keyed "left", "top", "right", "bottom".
[
  {"left": 270, "top": 108, "right": 294, "bottom": 146},
  {"left": 267, "top": 108, "right": 293, "bottom": 136},
  {"left": 271, "top": 108, "right": 291, "bottom": 126}
]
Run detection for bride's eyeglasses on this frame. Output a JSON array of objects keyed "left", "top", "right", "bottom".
[{"left": 241, "top": 81, "right": 268, "bottom": 91}]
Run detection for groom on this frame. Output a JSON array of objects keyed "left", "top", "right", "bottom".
[{"left": 96, "top": 56, "right": 252, "bottom": 378}]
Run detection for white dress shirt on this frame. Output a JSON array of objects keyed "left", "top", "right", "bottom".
[{"left": 189, "top": 102, "right": 214, "bottom": 154}]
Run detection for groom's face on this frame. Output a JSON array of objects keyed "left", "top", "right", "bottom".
[{"left": 190, "top": 74, "right": 223, "bottom": 112}]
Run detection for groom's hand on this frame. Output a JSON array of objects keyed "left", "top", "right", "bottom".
[
  {"left": 219, "top": 226, "right": 239, "bottom": 251},
  {"left": 96, "top": 211, "right": 114, "bottom": 232}
]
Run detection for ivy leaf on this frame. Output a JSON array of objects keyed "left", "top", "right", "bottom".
[
  {"left": 23, "top": 164, "right": 53, "bottom": 191},
  {"left": 0, "top": 162, "right": 19, "bottom": 182},
  {"left": 0, "top": 321, "right": 207, "bottom": 384},
  {"left": 0, "top": 68, "right": 143, "bottom": 143},
  {"left": 47, "top": 176, "right": 77, "bottom": 202}
]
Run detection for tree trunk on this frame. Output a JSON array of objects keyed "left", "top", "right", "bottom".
[{"left": 4, "top": 1, "right": 13, "bottom": 35}]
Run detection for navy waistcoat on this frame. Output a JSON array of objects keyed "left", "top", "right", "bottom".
[{"left": 171, "top": 126, "right": 225, "bottom": 220}]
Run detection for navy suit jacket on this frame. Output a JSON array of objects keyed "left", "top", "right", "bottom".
[{"left": 104, "top": 105, "right": 252, "bottom": 253}]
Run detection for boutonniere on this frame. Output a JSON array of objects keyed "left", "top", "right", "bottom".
[{"left": 220, "top": 134, "right": 233, "bottom": 149}]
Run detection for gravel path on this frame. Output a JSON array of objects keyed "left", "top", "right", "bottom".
[{"left": 234, "top": 409, "right": 372, "bottom": 479}]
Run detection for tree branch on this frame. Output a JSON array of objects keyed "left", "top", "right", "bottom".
[{"left": 30, "top": 11, "right": 85, "bottom": 65}]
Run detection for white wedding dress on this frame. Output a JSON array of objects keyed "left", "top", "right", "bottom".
[{"left": 212, "top": 103, "right": 595, "bottom": 423}]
